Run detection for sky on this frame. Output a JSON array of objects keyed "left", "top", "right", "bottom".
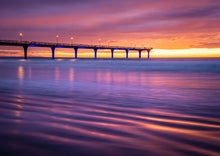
[{"left": 0, "top": 0, "right": 220, "bottom": 58}]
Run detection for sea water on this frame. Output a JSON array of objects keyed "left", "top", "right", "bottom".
[{"left": 0, "top": 59, "right": 220, "bottom": 156}]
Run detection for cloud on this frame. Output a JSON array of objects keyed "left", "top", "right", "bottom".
[
  {"left": 0, "top": 0, "right": 219, "bottom": 49},
  {"left": 191, "top": 42, "right": 220, "bottom": 48}
]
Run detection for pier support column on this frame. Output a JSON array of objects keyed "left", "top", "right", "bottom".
[
  {"left": 51, "top": 46, "right": 55, "bottom": 59},
  {"left": 126, "top": 49, "right": 129, "bottom": 59},
  {"left": 111, "top": 49, "right": 114, "bottom": 59},
  {"left": 23, "top": 45, "right": 28, "bottom": 59},
  {"left": 147, "top": 49, "right": 151, "bottom": 60},
  {"left": 139, "top": 50, "right": 142, "bottom": 59},
  {"left": 94, "top": 48, "right": 98, "bottom": 59},
  {"left": 74, "top": 48, "right": 78, "bottom": 59}
]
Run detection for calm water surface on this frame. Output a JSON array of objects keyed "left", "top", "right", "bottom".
[{"left": 0, "top": 59, "right": 220, "bottom": 156}]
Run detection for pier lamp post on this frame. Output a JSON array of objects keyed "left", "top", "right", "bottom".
[
  {"left": 71, "top": 37, "right": 73, "bottom": 44},
  {"left": 56, "top": 35, "right": 59, "bottom": 44},
  {"left": 98, "top": 38, "right": 101, "bottom": 46},
  {"left": 108, "top": 40, "right": 110, "bottom": 47},
  {"left": 19, "top": 33, "right": 23, "bottom": 42}
]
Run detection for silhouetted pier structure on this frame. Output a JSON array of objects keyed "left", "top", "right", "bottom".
[{"left": 0, "top": 40, "right": 153, "bottom": 59}]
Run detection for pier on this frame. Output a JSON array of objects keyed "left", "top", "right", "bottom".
[{"left": 0, "top": 40, "right": 153, "bottom": 59}]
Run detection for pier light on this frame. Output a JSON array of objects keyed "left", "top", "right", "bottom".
[
  {"left": 98, "top": 38, "right": 101, "bottom": 46},
  {"left": 56, "top": 35, "right": 59, "bottom": 44},
  {"left": 71, "top": 37, "right": 74, "bottom": 44},
  {"left": 19, "top": 33, "right": 23, "bottom": 42}
]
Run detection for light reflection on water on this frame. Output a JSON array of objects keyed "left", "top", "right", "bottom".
[
  {"left": 55, "top": 67, "right": 59, "bottom": 81},
  {"left": 28, "top": 67, "right": 32, "bottom": 80},
  {"left": 0, "top": 60, "right": 220, "bottom": 156},
  {"left": 18, "top": 66, "right": 24, "bottom": 81},
  {"left": 69, "top": 68, "right": 74, "bottom": 82}
]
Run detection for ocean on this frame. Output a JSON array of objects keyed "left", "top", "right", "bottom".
[{"left": 0, "top": 58, "right": 220, "bottom": 156}]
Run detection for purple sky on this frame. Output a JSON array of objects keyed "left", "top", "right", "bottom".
[{"left": 0, "top": 0, "right": 220, "bottom": 49}]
